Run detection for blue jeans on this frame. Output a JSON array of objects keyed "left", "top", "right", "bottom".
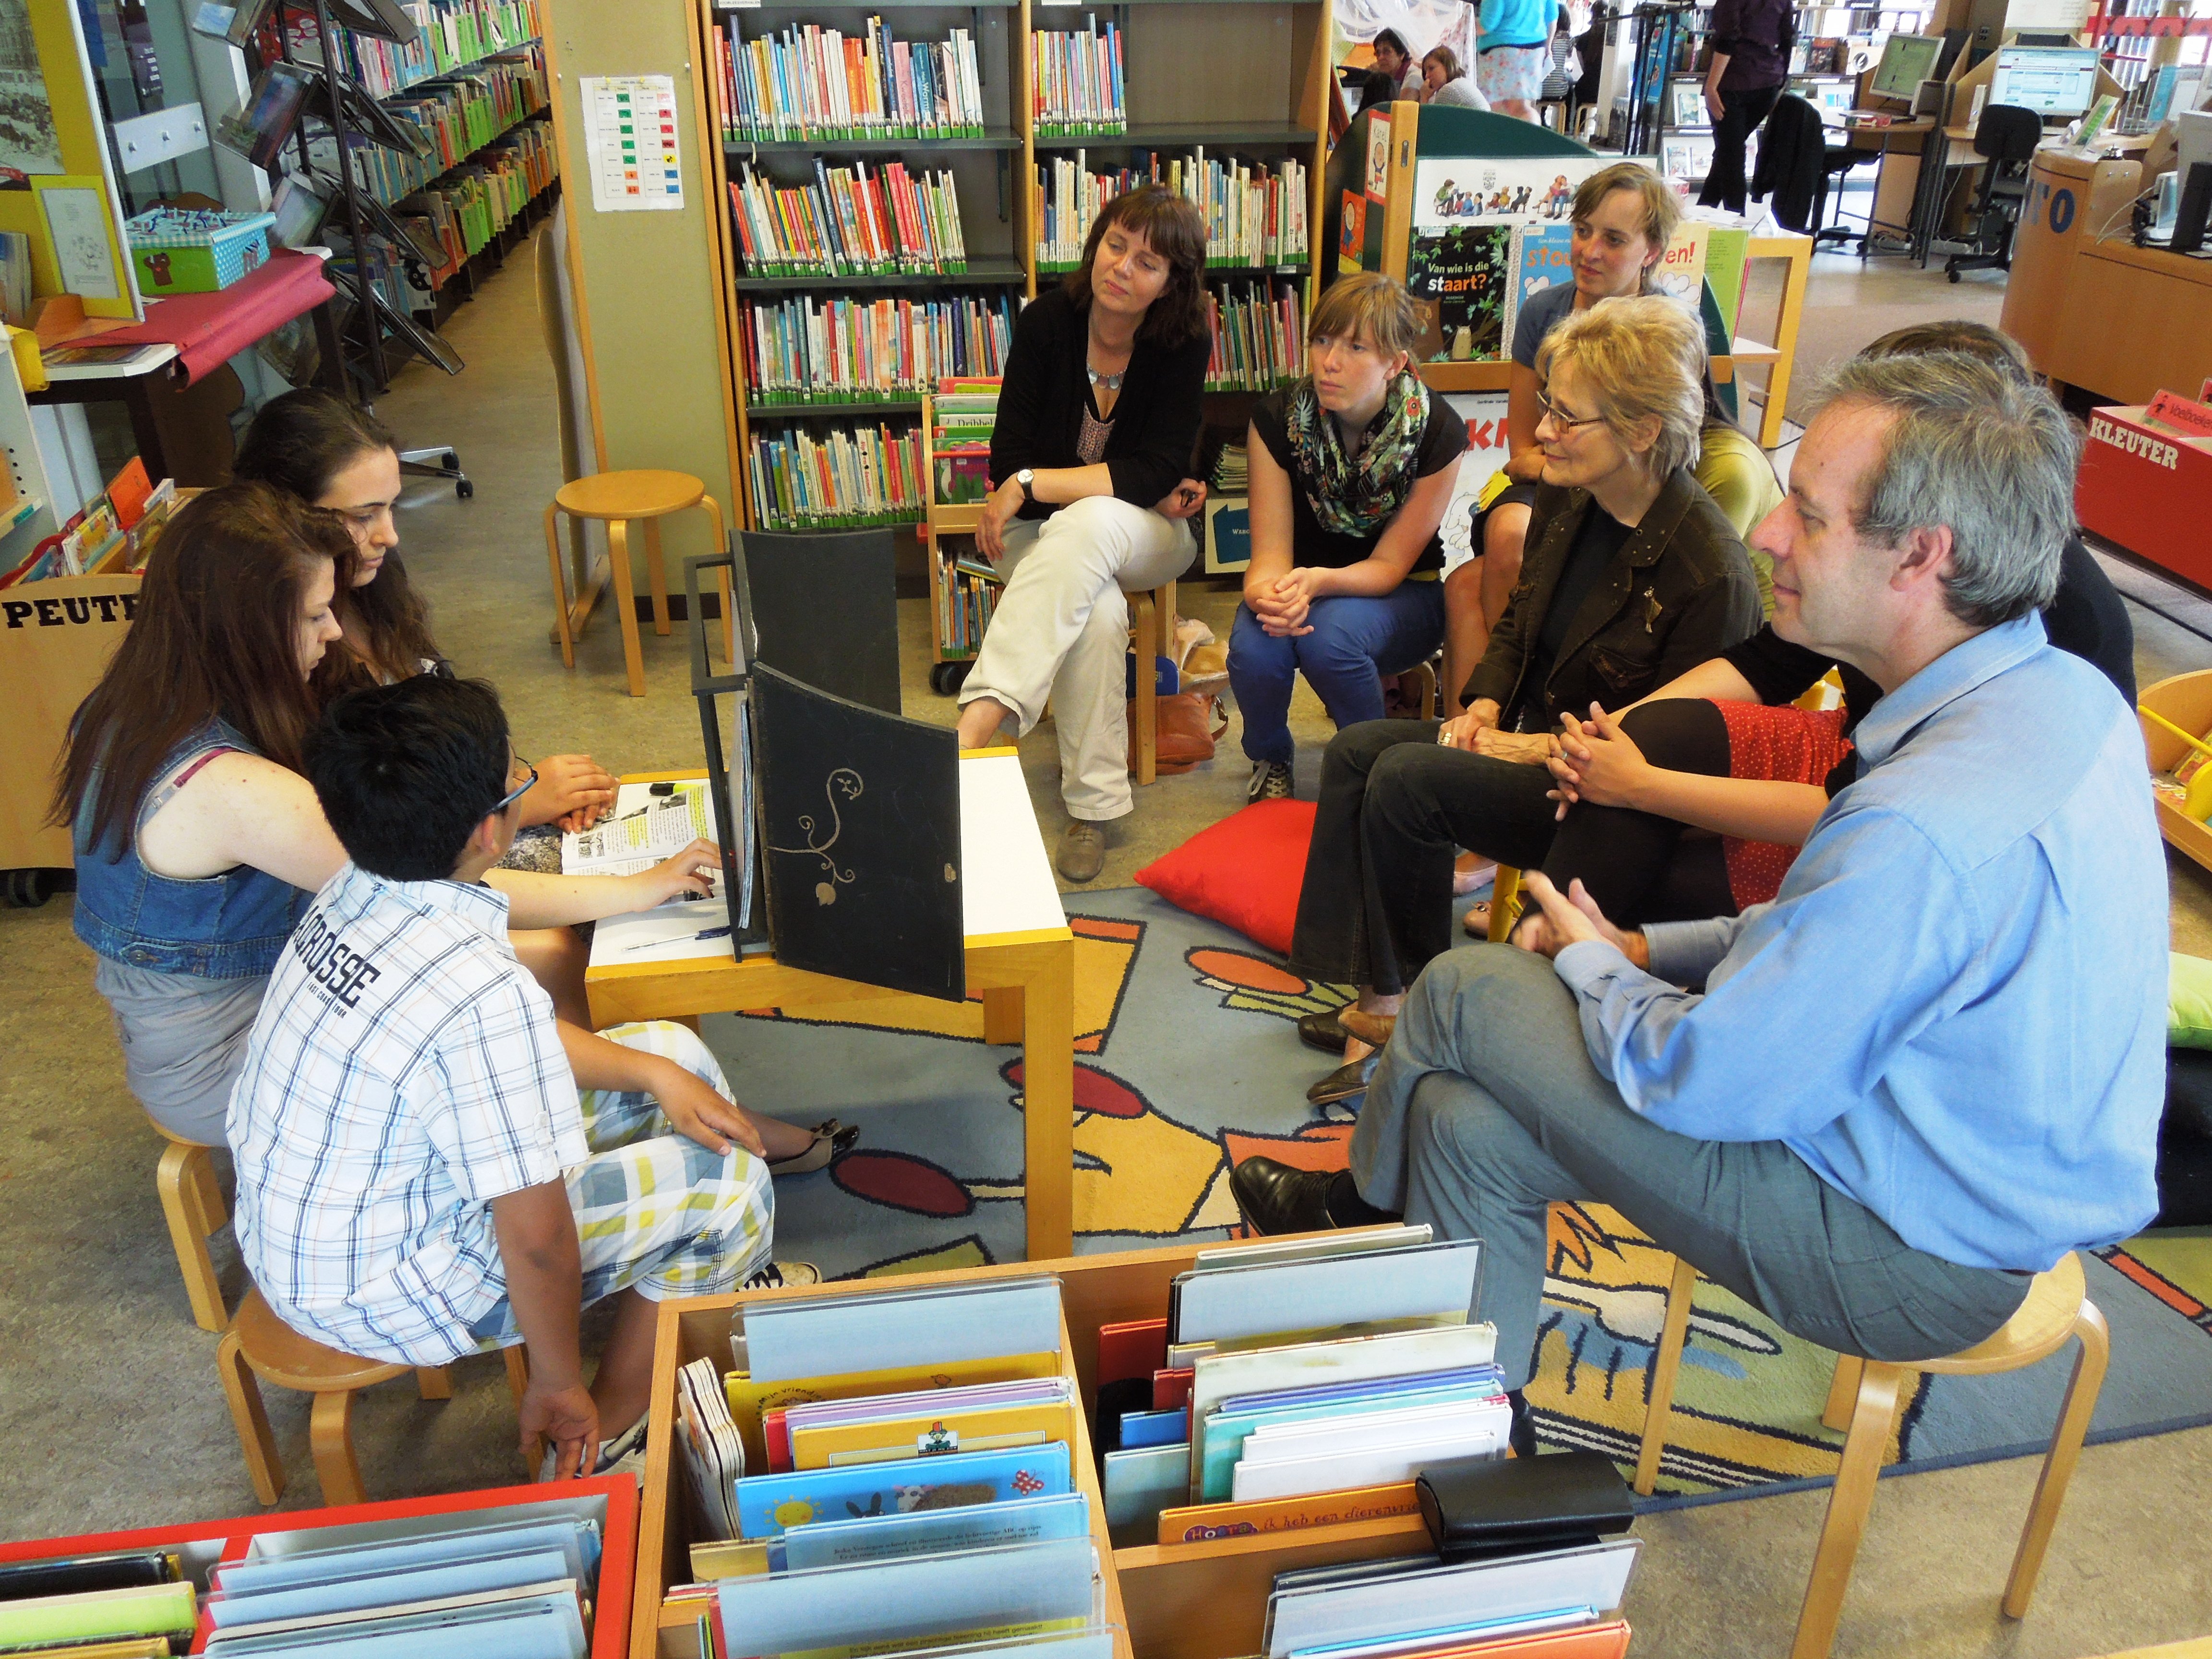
[{"left": 1230, "top": 581, "right": 1448, "bottom": 766}]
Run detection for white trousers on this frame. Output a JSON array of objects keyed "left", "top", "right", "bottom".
[{"left": 959, "top": 495, "right": 1195, "bottom": 821}]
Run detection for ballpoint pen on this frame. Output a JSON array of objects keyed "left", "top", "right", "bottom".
[{"left": 628, "top": 925, "right": 733, "bottom": 950}]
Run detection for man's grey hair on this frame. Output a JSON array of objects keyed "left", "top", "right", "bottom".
[{"left": 1805, "top": 353, "right": 2082, "bottom": 628}]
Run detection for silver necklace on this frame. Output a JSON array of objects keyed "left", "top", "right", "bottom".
[{"left": 1086, "top": 364, "right": 1125, "bottom": 391}]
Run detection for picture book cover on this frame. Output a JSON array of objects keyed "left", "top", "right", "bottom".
[
  {"left": 1649, "top": 219, "right": 1709, "bottom": 318},
  {"left": 1156, "top": 1481, "right": 1421, "bottom": 1545},
  {"left": 1407, "top": 225, "right": 1510, "bottom": 363},
  {"left": 1503, "top": 221, "right": 1572, "bottom": 352},
  {"left": 733, "top": 1443, "right": 1075, "bottom": 1539}
]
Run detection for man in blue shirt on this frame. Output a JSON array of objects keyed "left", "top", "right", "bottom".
[{"left": 1231, "top": 354, "right": 2164, "bottom": 1449}]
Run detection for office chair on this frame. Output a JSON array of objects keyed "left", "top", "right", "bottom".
[
  {"left": 1753, "top": 96, "right": 1874, "bottom": 249},
  {"left": 1945, "top": 104, "right": 2044, "bottom": 281}
]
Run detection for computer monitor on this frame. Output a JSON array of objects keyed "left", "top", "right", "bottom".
[
  {"left": 1989, "top": 46, "right": 2102, "bottom": 120},
  {"left": 1869, "top": 33, "right": 1943, "bottom": 101}
]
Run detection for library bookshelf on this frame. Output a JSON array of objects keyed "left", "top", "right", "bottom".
[
  {"left": 686, "top": 0, "right": 1335, "bottom": 551},
  {"left": 630, "top": 1244, "right": 1441, "bottom": 1659},
  {"left": 0, "top": 1478, "right": 640, "bottom": 1659}
]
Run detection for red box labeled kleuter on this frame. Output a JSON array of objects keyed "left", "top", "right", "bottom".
[{"left": 2077, "top": 400, "right": 2212, "bottom": 589}]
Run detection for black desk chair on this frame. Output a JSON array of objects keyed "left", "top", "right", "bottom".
[
  {"left": 1945, "top": 104, "right": 2044, "bottom": 281},
  {"left": 1812, "top": 141, "right": 1877, "bottom": 249}
]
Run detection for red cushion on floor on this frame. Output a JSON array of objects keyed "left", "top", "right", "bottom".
[{"left": 1134, "top": 800, "right": 1317, "bottom": 956}]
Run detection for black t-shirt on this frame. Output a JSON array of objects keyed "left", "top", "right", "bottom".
[
  {"left": 1721, "top": 533, "right": 2137, "bottom": 794},
  {"left": 1513, "top": 506, "right": 1633, "bottom": 730},
  {"left": 1252, "top": 386, "right": 1468, "bottom": 573}
]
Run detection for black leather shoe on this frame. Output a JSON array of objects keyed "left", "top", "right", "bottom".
[
  {"left": 1306, "top": 1053, "right": 1377, "bottom": 1106},
  {"left": 1229, "top": 1157, "right": 1339, "bottom": 1236},
  {"left": 1298, "top": 1008, "right": 1349, "bottom": 1055}
]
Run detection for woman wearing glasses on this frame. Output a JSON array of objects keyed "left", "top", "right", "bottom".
[
  {"left": 56, "top": 484, "right": 779, "bottom": 1153},
  {"left": 1285, "top": 299, "right": 1760, "bottom": 1096}
]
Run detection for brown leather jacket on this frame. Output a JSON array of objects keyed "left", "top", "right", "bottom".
[{"left": 1462, "top": 466, "right": 1763, "bottom": 725}]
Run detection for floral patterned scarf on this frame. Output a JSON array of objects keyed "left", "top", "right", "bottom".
[{"left": 1285, "top": 371, "right": 1431, "bottom": 538}]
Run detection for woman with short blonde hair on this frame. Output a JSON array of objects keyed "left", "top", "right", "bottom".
[{"left": 1283, "top": 293, "right": 1761, "bottom": 1095}]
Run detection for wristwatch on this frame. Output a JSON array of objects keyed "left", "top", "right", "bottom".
[{"left": 1015, "top": 468, "right": 1035, "bottom": 503}]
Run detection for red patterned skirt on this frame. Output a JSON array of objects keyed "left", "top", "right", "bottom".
[{"left": 1715, "top": 702, "right": 1854, "bottom": 911}]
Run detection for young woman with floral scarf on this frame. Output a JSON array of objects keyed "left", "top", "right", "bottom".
[{"left": 1232, "top": 273, "right": 1467, "bottom": 804}]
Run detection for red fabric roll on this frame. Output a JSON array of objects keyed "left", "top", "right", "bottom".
[{"left": 92, "top": 251, "right": 337, "bottom": 387}]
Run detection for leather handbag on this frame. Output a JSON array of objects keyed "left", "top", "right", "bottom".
[
  {"left": 1129, "top": 690, "right": 1228, "bottom": 774},
  {"left": 1414, "top": 1450, "right": 1635, "bottom": 1564}
]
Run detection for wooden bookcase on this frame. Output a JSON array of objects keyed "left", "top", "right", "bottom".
[
  {"left": 689, "top": 0, "right": 1335, "bottom": 539},
  {"left": 630, "top": 1244, "right": 1439, "bottom": 1659}
]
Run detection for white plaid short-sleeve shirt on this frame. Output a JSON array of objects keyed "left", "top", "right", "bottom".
[{"left": 228, "top": 862, "right": 589, "bottom": 1365}]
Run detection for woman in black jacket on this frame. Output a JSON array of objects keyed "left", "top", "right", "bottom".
[
  {"left": 955, "top": 185, "right": 1211, "bottom": 882},
  {"left": 1289, "top": 297, "right": 1762, "bottom": 1091}
]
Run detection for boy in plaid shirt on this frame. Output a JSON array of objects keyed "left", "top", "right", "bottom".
[{"left": 231, "top": 676, "right": 805, "bottom": 1481}]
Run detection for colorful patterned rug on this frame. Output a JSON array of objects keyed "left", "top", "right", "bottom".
[{"left": 700, "top": 887, "right": 2212, "bottom": 1508}]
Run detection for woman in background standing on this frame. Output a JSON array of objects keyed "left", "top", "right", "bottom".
[
  {"left": 1698, "top": 0, "right": 1792, "bottom": 213},
  {"left": 1476, "top": 0, "right": 1561, "bottom": 121}
]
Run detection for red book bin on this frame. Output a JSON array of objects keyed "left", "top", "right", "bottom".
[{"left": 2075, "top": 404, "right": 2212, "bottom": 588}]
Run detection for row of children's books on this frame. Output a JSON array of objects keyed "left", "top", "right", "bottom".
[
  {"left": 317, "top": 0, "right": 545, "bottom": 100},
  {"left": 323, "top": 50, "right": 548, "bottom": 205},
  {"left": 394, "top": 121, "right": 559, "bottom": 284},
  {"left": 0, "top": 1490, "right": 613, "bottom": 1658},
  {"left": 741, "top": 293, "right": 1015, "bottom": 407},
  {"left": 1207, "top": 282, "right": 1306, "bottom": 393},
  {"left": 664, "top": 1238, "right": 1635, "bottom": 1659},
  {"left": 1033, "top": 21, "right": 1125, "bottom": 136},
  {"left": 936, "top": 553, "right": 1003, "bottom": 657},
  {"left": 745, "top": 422, "right": 927, "bottom": 531},
  {"left": 1034, "top": 152, "right": 1310, "bottom": 274},
  {"left": 0, "top": 460, "right": 176, "bottom": 589},
  {"left": 715, "top": 19, "right": 988, "bottom": 143},
  {"left": 729, "top": 162, "right": 969, "bottom": 278}
]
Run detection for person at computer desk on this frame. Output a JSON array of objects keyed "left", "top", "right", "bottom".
[{"left": 1698, "top": 0, "right": 1792, "bottom": 214}]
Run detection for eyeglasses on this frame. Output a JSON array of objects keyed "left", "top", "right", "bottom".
[
  {"left": 491, "top": 757, "right": 538, "bottom": 817},
  {"left": 1536, "top": 388, "right": 1606, "bottom": 433}
]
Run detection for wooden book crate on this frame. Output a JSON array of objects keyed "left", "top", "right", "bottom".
[{"left": 632, "top": 1245, "right": 1439, "bottom": 1659}]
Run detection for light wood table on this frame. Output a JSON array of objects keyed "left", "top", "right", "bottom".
[
  {"left": 2044, "top": 236, "right": 2212, "bottom": 410},
  {"left": 583, "top": 750, "right": 1078, "bottom": 1260}
]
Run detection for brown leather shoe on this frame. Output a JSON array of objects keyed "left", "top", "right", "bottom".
[
  {"left": 1055, "top": 821, "right": 1106, "bottom": 883},
  {"left": 1297, "top": 1008, "right": 1348, "bottom": 1055},
  {"left": 1306, "top": 1053, "right": 1377, "bottom": 1105},
  {"left": 1338, "top": 1008, "right": 1397, "bottom": 1049}
]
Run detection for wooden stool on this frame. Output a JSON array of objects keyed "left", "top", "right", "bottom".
[
  {"left": 217, "top": 1287, "right": 529, "bottom": 1506},
  {"left": 1129, "top": 579, "right": 1179, "bottom": 785},
  {"left": 544, "top": 470, "right": 728, "bottom": 698},
  {"left": 1632, "top": 1250, "right": 2110, "bottom": 1659},
  {"left": 151, "top": 1122, "right": 228, "bottom": 1333}
]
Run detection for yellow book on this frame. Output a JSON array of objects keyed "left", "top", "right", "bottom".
[
  {"left": 792, "top": 1398, "right": 1076, "bottom": 1470},
  {"left": 6, "top": 1644, "right": 173, "bottom": 1659},
  {"left": 1154, "top": 1480, "right": 1422, "bottom": 1546},
  {"left": 725, "top": 1350, "right": 1061, "bottom": 1469}
]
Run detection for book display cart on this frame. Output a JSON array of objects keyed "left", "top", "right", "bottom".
[
  {"left": 0, "top": 1478, "right": 639, "bottom": 1659},
  {"left": 630, "top": 1247, "right": 1447, "bottom": 1659},
  {"left": 247, "top": 0, "right": 559, "bottom": 393},
  {"left": 1334, "top": 102, "right": 1812, "bottom": 448},
  {"left": 688, "top": 0, "right": 1335, "bottom": 549}
]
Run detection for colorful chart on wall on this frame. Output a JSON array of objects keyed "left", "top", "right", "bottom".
[
  {"left": 1412, "top": 156, "right": 1602, "bottom": 229},
  {"left": 580, "top": 73, "right": 684, "bottom": 213},
  {"left": 0, "top": 0, "right": 63, "bottom": 188}
]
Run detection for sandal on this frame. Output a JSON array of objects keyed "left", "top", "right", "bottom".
[{"left": 767, "top": 1118, "right": 858, "bottom": 1177}]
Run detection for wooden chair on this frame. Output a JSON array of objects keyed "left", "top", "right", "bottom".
[
  {"left": 544, "top": 470, "right": 729, "bottom": 697},
  {"left": 217, "top": 1286, "right": 530, "bottom": 1506},
  {"left": 151, "top": 1121, "right": 229, "bottom": 1333},
  {"left": 1632, "top": 1250, "right": 2110, "bottom": 1659},
  {"left": 1129, "top": 580, "right": 1179, "bottom": 786}
]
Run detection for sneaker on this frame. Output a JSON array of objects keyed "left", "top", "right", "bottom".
[
  {"left": 743, "top": 1260, "right": 823, "bottom": 1291},
  {"left": 1248, "top": 760, "right": 1293, "bottom": 802},
  {"left": 1055, "top": 821, "right": 1106, "bottom": 883},
  {"left": 540, "top": 1409, "right": 651, "bottom": 1484}
]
